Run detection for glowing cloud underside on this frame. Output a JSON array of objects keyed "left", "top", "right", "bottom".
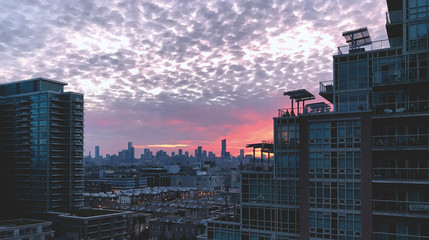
[{"left": 0, "top": 0, "right": 388, "bottom": 155}]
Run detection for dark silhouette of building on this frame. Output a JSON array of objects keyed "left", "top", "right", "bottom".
[
  {"left": 0, "top": 77, "right": 84, "bottom": 219},
  {"left": 221, "top": 139, "right": 226, "bottom": 158},
  {"left": 95, "top": 145, "right": 100, "bottom": 158},
  {"left": 206, "top": 1, "right": 429, "bottom": 239}
]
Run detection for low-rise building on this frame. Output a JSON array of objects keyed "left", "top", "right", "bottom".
[
  {"left": 0, "top": 219, "right": 54, "bottom": 240},
  {"left": 51, "top": 209, "right": 132, "bottom": 240},
  {"left": 149, "top": 217, "right": 205, "bottom": 240}
]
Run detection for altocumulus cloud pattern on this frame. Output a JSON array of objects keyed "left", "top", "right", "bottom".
[{"left": 0, "top": 0, "right": 387, "bottom": 154}]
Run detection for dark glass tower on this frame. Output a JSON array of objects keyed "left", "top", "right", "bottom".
[
  {"left": 0, "top": 77, "right": 84, "bottom": 219},
  {"left": 206, "top": 0, "right": 429, "bottom": 239}
]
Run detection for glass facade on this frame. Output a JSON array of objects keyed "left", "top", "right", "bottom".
[
  {"left": 309, "top": 120, "right": 362, "bottom": 240},
  {"left": 206, "top": 1, "right": 429, "bottom": 239},
  {"left": 0, "top": 78, "right": 84, "bottom": 218}
]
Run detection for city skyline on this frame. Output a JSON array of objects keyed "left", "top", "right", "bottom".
[
  {"left": 90, "top": 138, "right": 248, "bottom": 158},
  {"left": 0, "top": 1, "right": 388, "bottom": 156}
]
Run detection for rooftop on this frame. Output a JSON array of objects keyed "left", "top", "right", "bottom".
[
  {"left": 57, "top": 208, "right": 131, "bottom": 219},
  {"left": 0, "top": 77, "right": 67, "bottom": 86},
  {"left": 283, "top": 89, "right": 315, "bottom": 101},
  {"left": 0, "top": 219, "right": 47, "bottom": 228}
]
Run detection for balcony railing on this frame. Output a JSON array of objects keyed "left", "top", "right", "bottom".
[
  {"left": 373, "top": 168, "right": 429, "bottom": 181},
  {"left": 337, "top": 37, "right": 402, "bottom": 55},
  {"left": 373, "top": 134, "right": 429, "bottom": 149},
  {"left": 319, "top": 81, "right": 333, "bottom": 95},
  {"left": 386, "top": 10, "right": 402, "bottom": 25},
  {"left": 373, "top": 67, "right": 429, "bottom": 87},
  {"left": 373, "top": 232, "right": 429, "bottom": 240},
  {"left": 373, "top": 99, "right": 429, "bottom": 115},
  {"left": 278, "top": 104, "right": 332, "bottom": 117},
  {"left": 373, "top": 199, "right": 429, "bottom": 217}
]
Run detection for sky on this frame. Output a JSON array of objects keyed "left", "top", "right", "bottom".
[{"left": 0, "top": 0, "right": 388, "bottom": 157}]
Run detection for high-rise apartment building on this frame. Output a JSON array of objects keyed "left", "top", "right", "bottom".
[
  {"left": 95, "top": 145, "right": 100, "bottom": 158},
  {"left": 128, "top": 141, "right": 135, "bottom": 162},
  {"left": 206, "top": 0, "right": 429, "bottom": 239},
  {"left": 0, "top": 77, "right": 84, "bottom": 219},
  {"left": 221, "top": 139, "right": 226, "bottom": 158}
]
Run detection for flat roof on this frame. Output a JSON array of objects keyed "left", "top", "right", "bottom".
[
  {"left": 73, "top": 209, "right": 120, "bottom": 217},
  {"left": 58, "top": 208, "right": 132, "bottom": 220},
  {"left": 305, "top": 102, "right": 330, "bottom": 108},
  {"left": 0, "top": 219, "right": 47, "bottom": 227},
  {"left": 284, "top": 89, "right": 315, "bottom": 101},
  {"left": 0, "top": 77, "right": 67, "bottom": 86}
]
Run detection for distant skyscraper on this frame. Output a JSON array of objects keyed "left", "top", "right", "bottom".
[
  {"left": 208, "top": 151, "right": 215, "bottom": 160},
  {"left": 0, "top": 78, "right": 84, "bottom": 219},
  {"left": 178, "top": 149, "right": 183, "bottom": 156},
  {"left": 221, "top": 139, "right": 226, "bottom": 158},
  {"left": 95, "top": 146, "right": 100, "bottom": 158},
  {"left": 197, "top": 146, "right": 202, "bottom": 161},
  {"left": 240, "top": 149, "right": 244, "bottom": 157},
  {"left": 127, "top": 141, "right": 134, "bottom": 162}
]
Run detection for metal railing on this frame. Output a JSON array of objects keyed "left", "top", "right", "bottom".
[
  {"left": 337, "top": 37, "right": 402, "bottom": 55},
  {"left": 373, "top": 199, "right": 429, "bottom": 216},
  {"left": 336, "top": 102, "right": 371, "bottom": 113},
  {"left": 373, "top": 99, "right": 429, "bottom": 115},
  {"left": 373, "top": 134, "right": 429, "bottom": 148},
  {"left": 373, "top": 168, "right": 429, "bottom": 181},
  {"left": 373, "top": 231, "right": 429, "bottom": 240},
  {"left": 278, "top": 104, "right": 332, "bottom": 117},
  {"left": 373, "top": 67, "right": 429, "bottom": 87},
  {"left": 386, "top": 10, "right": 402, "bottom": 25},
  {"left": 319, "top": 81, "right": 333, "bottom": 94}
]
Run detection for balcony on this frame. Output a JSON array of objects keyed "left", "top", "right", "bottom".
[
  {"left": 276, "top": 138, "right": 299, "bottom": 150},
  {"left": 337, "top": 37, "right": 402, "bottom": 55},
  {"left": 386, "top": 10, "right": 402, "bottom": 25},
  {"left": 15, "top": 111, "right": 30, "bottom": 117},
  {"left": 373, "top": 67, "right": 429, "bottom": 88},
  {"left": 51, "top": 117, "right": 64, "bottom": 121},
  {"left": 15, "top": 117, "right": 30, "bottom": 122},
  {"left": 278, "top": 102, "right": 332, "bottom": 117},
  {"left": 373, "top": 99, "right": 429, "bottom": 116},
  {"left": 373, "top": 199, "right": 429, "bottom": 218},
  {"left": 51, "top": 110, "right": 63, "bottom": 115},
  {"left": 319, "top": 81, "right": 333, "bottom": 103},
  {"left": 373, "top": 232, "right": 429, "bottom": 240},
  {"left": 373, "top": 134, "right": 429, "bottom": 149},
  {"left": 373, "top": 168, "right": 429, "bottom": 182},
  {"left": 74, "top": 134, "right": 83, "bottom": 139},
  {"left": 50, "top": 104, "right": 63, "bottom": 109}
]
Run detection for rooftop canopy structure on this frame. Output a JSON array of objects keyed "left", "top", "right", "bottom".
[
  {"left": 342, "top": 27, "right": 372, "bottom": 52},
  {"left": 284, "top": 89, "right": 315, "bottom": 116},
  {"left": 246, "top": 141, "right": 274, "bottom": 164}
]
